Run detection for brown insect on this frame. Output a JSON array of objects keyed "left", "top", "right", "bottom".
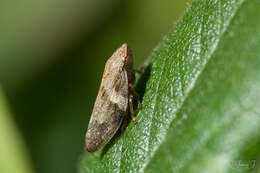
[{"left": 85, "top": 43, "right": 141, "bottom": 152}]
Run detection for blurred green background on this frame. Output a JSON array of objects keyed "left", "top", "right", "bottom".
[{"left": 0, "top": 0, "right": 190, "bottom": 172}]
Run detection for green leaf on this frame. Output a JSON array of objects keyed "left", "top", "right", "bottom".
[
  {"left": 0, "top": 87, "right": 35, "bottom": 173},
  {"left": 79, "top": 0, "right": 260, "bottom": 172}
]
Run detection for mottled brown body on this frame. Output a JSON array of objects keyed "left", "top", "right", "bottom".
[{"left": 85, "top": 43, "right": 141, "bottom": 152}]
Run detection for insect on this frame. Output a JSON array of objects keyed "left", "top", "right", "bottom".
[{"left": 85, "top": 43, "right": 142, "bottom": 152}]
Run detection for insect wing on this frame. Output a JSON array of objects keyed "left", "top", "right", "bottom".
[{"left": 85, "top": 69, "right": 128, "bottom": 152}]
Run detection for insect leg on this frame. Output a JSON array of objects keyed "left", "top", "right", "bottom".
[
  {"left": 129, "top": 93, "right": 138, "bottom": 125},
  {"left": 129, "top": 87, "right": 142, "bottom": 110}
]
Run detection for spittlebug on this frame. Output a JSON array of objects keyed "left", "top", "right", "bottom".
[{"left": 85, "top": 43, "right": 141, "bottom": 152}]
